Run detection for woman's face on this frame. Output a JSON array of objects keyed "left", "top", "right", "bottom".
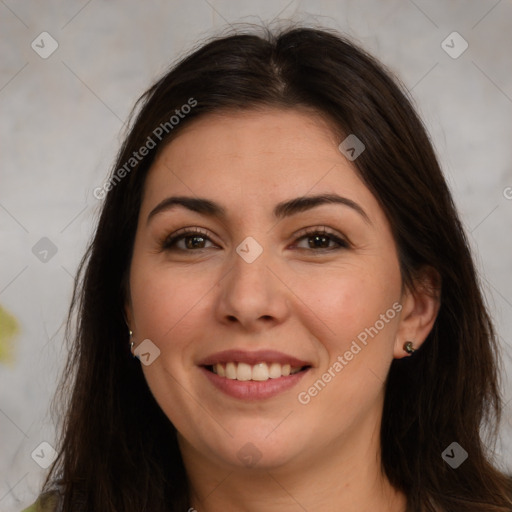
[{"left": 126, "top": 108, "right": 418, "bottom": 472}]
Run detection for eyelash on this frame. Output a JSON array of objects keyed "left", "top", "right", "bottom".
[{"left": 160, "top": 226, "right": 349, "bottom": 253}]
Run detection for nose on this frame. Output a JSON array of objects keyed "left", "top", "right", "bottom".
[{"left": 214, "top": 241, "right": 290, "bottom": 332}]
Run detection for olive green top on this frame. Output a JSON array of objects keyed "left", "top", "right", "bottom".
[{"left": 21, "top": 491, "right": 60, "bottom": 512}]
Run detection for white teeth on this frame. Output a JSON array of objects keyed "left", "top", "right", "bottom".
[
  {"left": 217, "top": 363, "right": 226, "bottom": 377},
  {"left": 225, "top": 362, "right": 237, "bottom": 379},
  {"left": 252, "top": 363, "right": 269, "bottom": 381},
  {"left": 211, "top": 362, "right": 304, "bottom": 381},
  {"left": 268, "top": 362, "right": 282, "bottom": 379},
  {"left": 236, "top": 362, "right": 252, "bottom": 381}
]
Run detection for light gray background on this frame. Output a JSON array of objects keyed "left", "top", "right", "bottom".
[{"left": 1, "top": 1, "right": 511, "bottom": 510}]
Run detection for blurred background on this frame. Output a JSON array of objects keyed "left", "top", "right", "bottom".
[{"left": 1, "top": 1, "right": 511, "bottom": 510}]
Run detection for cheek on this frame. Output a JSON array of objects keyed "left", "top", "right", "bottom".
[
  {"left": 291, "top": 262, "right": 400, "bottom": 347},
  {"left": 294, "top": 267, "right": 401, "bottom": 418},
  {"left": 129, "top": 264, "right": 218, "bottom": 428},
  {"left": 292, "top": 263, "right": 401, "bottom": 407},
  {"left": 129, "top": 261, "right": 217, "bottom": 348}
]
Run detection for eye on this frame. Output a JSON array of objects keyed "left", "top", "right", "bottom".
[
  {"left": 161, "top": 227, "right": 217, "bottom": 251},
  {"left": 161, "top": 226, "right": 349, "bottom": 253},
  {"left": 293, "top": 227, "right": 349, "bottom": 251}
]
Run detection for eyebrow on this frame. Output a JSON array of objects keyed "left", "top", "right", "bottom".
[{"left": 147, "top": 193, "right": 371, "bottom": 225}]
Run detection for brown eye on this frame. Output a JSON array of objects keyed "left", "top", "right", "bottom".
[
  {"left": 294, "top": 229, "right": 349, "bottom": 251},
  {"left": 162, "top": 228, "right": 216, "bottom": 251},
  {"left": 161, "top": 227, "right": 348, "bottom": 253}
]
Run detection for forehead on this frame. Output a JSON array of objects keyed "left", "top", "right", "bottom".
[{"left": 141, "top": 108, "right": 380, "bottom": 222}]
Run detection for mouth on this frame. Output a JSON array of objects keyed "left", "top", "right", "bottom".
[
  {"left": 204, "top": 361, "right": 309, "bottom": 381},
  {"left": 198, "top": 350, "right": 312, "bottom": 400}
]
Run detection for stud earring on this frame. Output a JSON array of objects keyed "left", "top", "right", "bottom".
[{"left": 403, "top": 341, "right": 415, "bottom": 354}]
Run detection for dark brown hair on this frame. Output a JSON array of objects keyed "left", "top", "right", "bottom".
[{"left": 39, "top": 24, "right": 512, "bottom": 511}]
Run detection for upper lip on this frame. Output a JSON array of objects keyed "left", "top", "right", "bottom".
[{"left": 198, "top": 349, "right": 311, "bottom": 368}]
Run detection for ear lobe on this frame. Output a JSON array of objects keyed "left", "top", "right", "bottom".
[{"left": 394, "top": 266, "right": 441, "bottom": 358}]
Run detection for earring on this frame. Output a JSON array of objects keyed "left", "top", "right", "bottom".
[
  {"left": 403, "top": 341, "right": 415, "bottom": 354},
  {"left": 129, "top": 330, "right": 135, "bottom": 355}
]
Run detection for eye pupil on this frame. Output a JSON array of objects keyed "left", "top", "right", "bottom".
[
  {"left": 309, "top": 235, "right": 330, "bottom": 249},
  {"left": 186, "top": 236, "right": 206, "bottom": 249}
]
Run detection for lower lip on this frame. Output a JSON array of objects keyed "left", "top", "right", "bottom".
[{"left": 200, "top": 366, "right": 309, "bottom": 400}]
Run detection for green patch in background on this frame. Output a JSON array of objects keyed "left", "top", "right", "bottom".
[{"left": 0, "top": 304, "right": 20, "bottom": 366}]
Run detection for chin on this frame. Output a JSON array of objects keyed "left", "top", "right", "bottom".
[{"left": 209, "top": 431, "right": 306, "bottom": 471}]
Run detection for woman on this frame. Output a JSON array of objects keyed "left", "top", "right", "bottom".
[{"left": 23, "top": 25, "right": 512, "bottom": 511}]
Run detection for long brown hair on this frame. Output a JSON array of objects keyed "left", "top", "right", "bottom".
[{"left": 40, "top": 24, "right": 512, "bottom": 511}]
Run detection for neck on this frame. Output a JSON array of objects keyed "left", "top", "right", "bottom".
[{"left": 179, "top": 409, "right": 407, "bottom": 512}]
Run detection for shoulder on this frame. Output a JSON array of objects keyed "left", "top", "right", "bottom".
[{"left": 21, "top": 490, "right": 61, "bottom": 512}]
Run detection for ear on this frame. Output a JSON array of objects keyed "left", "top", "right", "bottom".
[{"left": 394, "top": 266, "right": 441, "bottom": 359}]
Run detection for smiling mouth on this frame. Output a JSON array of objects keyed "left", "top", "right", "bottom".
[{"left": 204, "top": 362, "right": 310, "bottom": 381}]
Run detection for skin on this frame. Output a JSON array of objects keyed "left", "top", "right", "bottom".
[{"left": 125, "top": 108, "right": 439, "bottom": 511}]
